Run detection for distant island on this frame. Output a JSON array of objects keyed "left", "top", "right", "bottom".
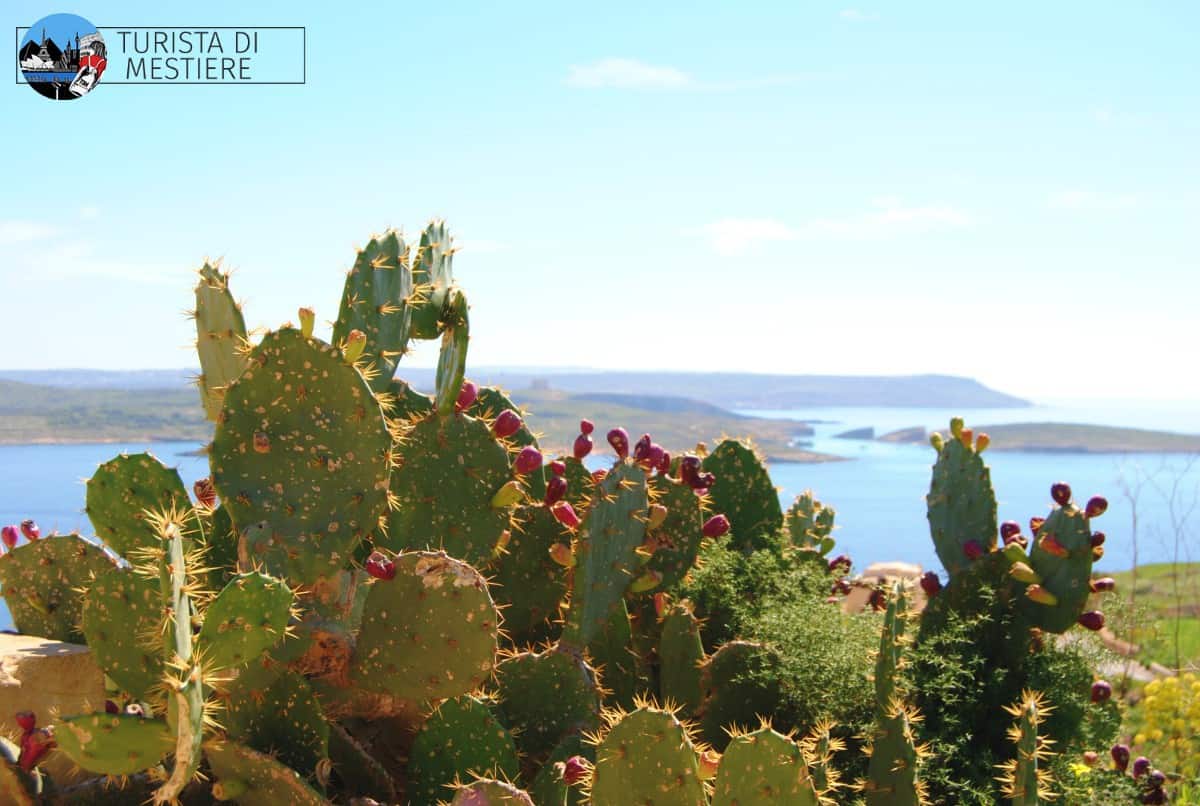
[{"left": 880, "top": 423, "right": 1200, "bottom": 453}]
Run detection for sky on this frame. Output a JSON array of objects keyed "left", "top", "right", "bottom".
[{"left": 1, "top": 1, "right": 1197, "bottom": 403}]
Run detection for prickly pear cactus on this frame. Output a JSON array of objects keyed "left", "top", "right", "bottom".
[
  {"left": 193, "top": 262, "right": 249, "bottom": 421},
  {"left": 530, "top": 734, "right": 593, "bottom": 806},
  {"left": 1018, "top": 487, "right": 1101, "bottom": 633},
  {"left": 408, "top": 220, "right": 455, "bottom": 340},
  {"left": 406, "top": 696, "right": 520, "bottom": 806},
  {"left": 588, "top": 599, "right": 642, "bottom": 709},
  {"left": 197, "top": 570, "right": 295, "bottom": 670},
  {"left": 697, "top": 640, "right": 784, "bottom": 750},
  {"left": 926, "top": 418, "right": 997, "bottom": 578},
  {"left": 644, "top": 475, "right": 705, "bottom": 589},
  {"left": 469, "top": 385, "right": 547, "bottom": 500},
  {"left": 450, "top": 778, "right": 535, "bottom": 806},
  {"left": 488, "top": 505, "right": 568, "bottom": 647},
  {"left": 206, "top": 740, "right": 329, "bottom": 806},
  {"left": 222, "top": 669, "right": 329, "bottom": 776},
  {"left": 494, "top": 647, "right": 600, "bottom": 760},
  {"left": 0, "top": 533, "right": 115, "bottom": 642},
  {"left": 997, "top": 690, "right": 1055, "bottom": 805},
  {"left": 332, "top": 229, "right": 413, "bottom": 392},
  {"left": 587, "top": 704, "right": 709, "bottom": 806},
  {"left": 785, "top": 490, "right": 836, "bottom": 555},
  {"left": 80, "top": 569, "right": 163, "bottom": 698},
  {"left": 701, "top": 439, "right": 782, "bottom": 551},
  {"left": 55, "top": 712, "right": 174, "bottom": 776},
  {"left": 85, "top": 452, "right": 192, "bottom": 559},
  {"left": 658, "top": 601, "right": 705, "bottom": 714},
  {"left": 712, "top": 725, "right": 820, "bottom": 806}
]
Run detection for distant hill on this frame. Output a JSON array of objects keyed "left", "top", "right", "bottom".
[{"left": 0, "top": 369, "right": 1029, "bottom": 409}]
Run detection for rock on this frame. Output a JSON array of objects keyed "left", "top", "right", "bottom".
[
  {"left": 834, "top": 426, "right": 875, "bottom": 440},
  {"left": 861, "top": 561, "right": 923, "bottom": 580},
  {"left": 878, "top": 426, "right": 927, "bottom": 444},
  {"left": 0, "top": 632, "right": 107, "bottom": 784}
]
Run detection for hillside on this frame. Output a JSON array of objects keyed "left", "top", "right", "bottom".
[{"left": 966, "top": 422, "right": 1200, "bottom": 453}]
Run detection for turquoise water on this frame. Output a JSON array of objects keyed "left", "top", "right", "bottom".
[{"left": 2, "top": 401, "right": 1197, "bottom": 631}]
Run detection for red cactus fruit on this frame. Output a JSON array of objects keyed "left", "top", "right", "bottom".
[
  {"left": 573, "top": 434, "right": 593, "bottom": 460},
  {"left": 455, "top": 381, "right": 478, "bottom": 413},
  {"left": 642, "top": 444, "right": 665, "bottom": 471},
  {"left": 1090, "top": 577, "right": 1116, "bottom": 593},
  {"left": 607, "top": 428, "right": 630, "bottom": 459},
  {"left": 560, "top": 755, "right": 589, "bottom": 785},
  {"left": 365, "top": 551, "right": 396, "bottom": 581},
  {"left": 828, "top": 554, "right": 852, "bottom": 574},
  {"left": 1029, "top": 516, "right": 1045, "bottom": 535},
  {"left": 868, "top": 588, "right": 887, "bottom": 612},
  {"left": 549, "top": 460, "right": 566, "bottom": 477},
  {"left": 544, "top": 476, "right": 568, "bottom": 507},
  {"left": 1111, "top": 743, "right": 1130, "bottom": 771},
  {"left": 702, "top": 514, "right": 730, "bottom": 538},
  {"left": 975, "top": 432, "right": 990, "bottom": 452},
  {"left": 656, "top": 450, "right": 671, "bottom": 475},
  {"left": 15, "top": 711, "right": 36, "bottom": 732},
  {"left": 678, "top": 455, "right": 702, "bottom": 486},
  {"left": 1132, "top": 756, "right": 1151, "bottom": 778},
  {"left": 193, "top": 477, "right": 217, "bottom": 508},
  {"left": 1050, "top": 482, "right": 1072, "bottom": 506},
  {"left": 963, "top": 540, "right": 985, "bottom": 561},
  {"left": 633, "top": 434, "right": 652, "bottom": 463},
  {"left": 514, "top": 446, "right": 543, "bottom": 475},
  {"left": 104, "top": 700, "right": 120, "bottom": 714},
  {"left": 19, "top": 520, "right": 39, "bottom": 541},
  {"left": 1078, "top": 611, "right": 1105, "bottom": 631},
  {"left": 1092, "top": 545, "right": 1104, "bottom": 561},
  {"left": 17, "top": 727, "right": 54, "bottom": 771},
  {"left": 579, "top": 419, "right": 594, "bottom": 436},
  {"left": 919, "top": 571, "right": 942, "bottom": 597},
  {"left": 551, "top": 501, "right": 581, "bottom": 530},
  {"left": 653, "top": 592, "right": 669, "bottom": 618},
  {"left": 1, "top": 525, "right": 18, "bottom": 549},
  {"left": 1083, "top": 751, "right": 1099, "bottom": 767},
  {"left": 1085, "top": 495, "right": 1108, "bottom": 518},
  {"left": 1091, "top": 680, "right": 1112, "bottom": 703},
  {"left": 492, "top": 409, "right": 523, "bottom": 438},
  {"left": 1000, "top": 521, "right": 1021, "bottom": 543},
  {"left": 1091, "top": 531, "right": 1106, "bottom": 547},
  {"left": 695, "top": 471, "right": 715, "bottom": 490}
]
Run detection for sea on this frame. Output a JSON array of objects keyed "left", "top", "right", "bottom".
[{"left": 1, "top": 399, "right": 1197, "bottom": 631}]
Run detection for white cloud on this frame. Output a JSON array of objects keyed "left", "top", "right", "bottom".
[
  {"left": 565, "top": 59, "right": 692, "bottom": 90},
  {"left": 840, "top": 9, "right": 880, "bottom": 21},
  {"left": 1047, "top": 190, "right": 1140, "bottom": 211},
  {"left": 695, "top": 218, "right": 799, "bottom": 256},
  {"left": 0, "top": 220, "right": 56, "bottom": 245}
]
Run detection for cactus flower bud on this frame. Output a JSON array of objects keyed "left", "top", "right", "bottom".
[
  {"left": 559, "top": 755, "right": 589, "bottom": 785},
  {"left": 1009, "top": 561, "right": 1041, "bottom": 584},
  {"left": 929, "top": 432, "right": 944, "bottom": 451},
  {"left": 698, "top": 749, "right": 720, "bottom": 780},
  {"left": 1132, "top": 756, "right": 1151, "bottom": 778},
  {"left": 579, "top": 419, "right": 594, "bottom": 436},
  {"left": 607, "top": 428, "right": 630, "bottom": 459},
  {"left": 1000, "top": 521, "right": 1021, "bottom": 543},
  {"left": 253, "top": 431, "right": 270, "bottom": 454},
  {"left": 492, "top": 408, "right": 523, "bottom": 438},
  {"left": 514, "top": 446, "right": 543, "bottom": 475},
  {"left": 1090, "top": 531, "right": 1106, "bottom": 547},
  {"left": 194, "top": 478, "right": 217, "bottom": 509},
  {"left": 19, "top": 520, "right": 39, "bottom": 541},
  {"left": 646, "top": 504, "right": 668, "bottom": 530},
  {"left": 919, "top": 571, "right": 941, "bottom": 597},
  {"left": 549, "top": 460, "right": 566, "bottom": 477},
  {"left": 551, "top": 501, "right": 581, "bottom": 530},
  {"left": 15, "top": 711, "right": 36, "bottom": 732},
  {"left": 1078, "top": 610, "right": 1105, "bottom": 631},
  {"left": 630, "top": 570, "right": 662, "bottom": 593},
  {"left": 1111, "top": 743, "right": 1130, "bottom": 771},
  {"left": 1085, "top": 495, "right": 1108, "bottom": 518},
  {"left": 828, "top": 554, "right": 852, "bottom": 574},
  {"left": 702, "top": 514, "right": 731, "bottom": 538},
  {"left": 455, "top": 382, "right": 478, "bottom": 413},
  {"left": 1026, "top": 585, "right": 1059, "bottom": 606},
  {"left": 544, "top": 476, "right": 568, "bottom": 507},
  {"left": 1090, "top": 577, "right": 1116, "bottom": 593},
  {"left": 491, "top": 480, "right": 524, "bottom": 509},
  {"left": 959, "top": 427, "right": 973, "bottom": 447},
  {"left": 963, "top": 540, "right": 985, "bottom": 561},
  {"left": 298, "top": 306, "right": 315, "bottom": 338},
  {"left": 549, "top": 541, "right": 575, "bottom": 567},
  {"left": 975, "top": 432, "right": 990, "bottom": 452},
  {"left": 365, "top": 551, "right": 396, "bottom": 581},
  {"left": 1039, "top": 534, "right": 1070, "bottom": 558},
  {"left": 1090, "top": 680, "right": 1112, "bottom": 703},
  {"left": 573, "top": 434, "right": 593, "bottom": 460},
  {"left": 950, "top": 417, "right": 964, "bottom": 438},
  {"left": 1050, "top": 482, "right": 1072, "bottom": 506},
  {"left": 1029, "top": 516, "right": 1045, "bottom": 535},
  {"left": 343, "top": 329, "right": 366, "bottom": 363},
  {"left": 1, "top": 525, "right": 18, "bottom": 549}
]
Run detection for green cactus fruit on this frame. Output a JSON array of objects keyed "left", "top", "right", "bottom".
[
  {"left": 386, "top": 412, "right": 513, "bottom": 567},
  {"left": 531, "top": 734, "right": 594, "bottom": 806},
  {"left": 589, "top": 599, "right": 642, "bottom": 709},
  {"left": 434, "top": 289, "right": 470, "bottom": 416},
  {"left": 712, "top": 725, "right": 821, "bottom": 806},
  {"left": 785, "top": 490, "right": 836, "bottom": 555},
  {"left": 55, "top": 713, "right": 173, "bottom": 776},
  {"left": 352, "top": 551, "right": 499, "bottom": 701},
  {"left": 80, "top": 568, "right": 163, "bottom": 699},
  {"left": 489, "top": 505, "right": 568, "bottom": 647},
  {"left": 926, "top": 419, "right": 998, "bottom": 578},
  {"left": 210, "top": 327, "right": 391, "bottom": 587},
  {"left": 387, "top": 377, "right": 434, "bottom": 420},
  {"left": 198, "top": 571, "right": 294, "bottom": 670},
  {"left": 332, "top": 229, "right": 413, "bottom": 392},
  {"left": 697, "top": 640, "right": 784, "bottom": 751},
  {"left": 659, "top": 602, "right": 705, "bottom": 714},
  {"left": 194, "top": 262, "right": 249, "bottom": 422},
  {"left": 205, "top": 740, "right": 329, "bottom": 805},
  {"left": 408, "top": 220, "right": 456, "bottom": 340},
  {"left": 470, "top": 385, "right": 547, "bottom": 500},
  {"left": 327, "top": 722, "right": 396, "bottom": 803},
  {"left": 701, "top": 439, "right": 783, "bottom": 551},
  {"left": 562, "top": 462, "right": 649, "bottom": 650},
  {"left": 407, "top": 696, "right": 520, "bottom": 806},
  {"left": 222, "top": 669, "right": 329, "bottom": 776},
  {"left": 0, "top": 533, "right": 115, "bottom": 642},
  {"left": 494, "top": 647, "right": 600, "bottom": 760},
  {"left": 864, "top": 697, "right": 927, "bottom": 806},
  {"left": 1020, "top": 497, "right": 1097, "bottom": 633},
  {"left": 997, "top": 690, "right": 1055, "bottom": 805},
  {"left": 588, "top": 704, "right": 708, "bottom": 806},
  {"left": 450, "top": 778, "right": 535, "bottom": 806},
  {"left": 85, "top": 452, "right": 191, "bottom": 559},
  {"left": 644, "top": 475, "right": 705, "bottom": 589}
]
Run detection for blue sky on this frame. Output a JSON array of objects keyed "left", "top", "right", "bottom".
[{"left": 1, "top": 1, "right": 1197, "bottom": 402}]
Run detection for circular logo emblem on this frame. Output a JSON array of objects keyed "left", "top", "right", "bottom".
[{"left": 19, "top": 13, "right": 106, "bottom": 100}]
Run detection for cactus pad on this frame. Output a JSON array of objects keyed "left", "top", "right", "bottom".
[
  {"left": 198, "top": 571, "right": 293, "bottom": 670},
  {"left": 488, "top": 505, "right": 568, "bottom": 647},
  {"left": 589, "top": 705, "right": 708, "bottom": 806},
  {"left": 530, "top": 734, "right": 593, "bottom": 806},
  {"left": 785, "top": 490, "right": 836, "bottom": 555},
  {"left": 387, "top": 378, "right": 434, "bottom": 420},
  {"left": 332, "top": 229, "right": 413, "bottom": 392},
  {"left": 450, "top": 779, "right": 535, "bottom": 806},
  {"left": 80, "top": 568, "right": 163, "bottom": 699},
  {"left": 658, "top": 602, "right": 705, "bottom": 714},
  {"left": 926, "top": 421, "right": 997, "bottom": 578},
  {"left": 997, "top": 690, "right": 1055, "bottom": 805},
  {"left": 205, "top": 740, "right": 329, "bottom": 806},
  {"left": 697, "top": 640, "right": 784, "bottom": 750},
  {"left": 352, "top": 551, "right": 499, "bottom": 701},
  {"left": 589, "top": 599, "right": 641, "bottom": 709},
  {"left": 864, "top": 698, "right": 927, "bottom": 806},
  {"left": 712, "top": 726, "right": 819, "bottom": 806},
  {"left": 469, "top": 385, "right": 546, "bottom": 500},
  {"left": 494, "top": 648, "right": 600, "bottom": 760},
  {"left": 1020, "top": 497, "right": 1097, "bottom": 633},
  {"left": 0, "top": 534, "right": 115, "bottom": 642},
  {"left": 701, "top": 440, "right": 782, "bottom": 550},
  {"left": 85, "top": 452, "right": 191, "bottom": 559},
  {"left": 644, "top": 475, "right": 705, "bottom": 589},
  {"left": 210, "top": 327, "right": 391, "bottom": 585},
  {"left": 55, "top": 713, "right": 173, "bottom": 776},
  {"left": 406, "top": 696, "right": 520, "bottom": 806},
  {"left": 222, "top": 668, "right": 329, "bottom": 776},
  {"left": 194, "top": 262, "right": 249, "bottom": 421},
  {"left": 408, "top": 220, "right": 455, "bottom": 340}
]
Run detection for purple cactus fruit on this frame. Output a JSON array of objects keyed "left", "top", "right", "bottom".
[
  {"left": 549, "top": 460, "right": 566, "bottom": 477},
  {"left": 964, "top": 540, "right": 985, "bottom": 561},
  {"left": 194, "top": 477, "right": 217, "bottom": 509},
  {"left": 642, "top": 444, "right": 665, "bottom": 471},
  {"left": 702, "top": 514, "right": 731, "bottom": 538},
  {"left": 560, "top": 755, "right": 588, "bottom": 785},
  {"left": 1, "top": 525, "right": 18, "bottom": 550},
  {"left": 1132, "top": 756, "right": 1151, "bottom": 778},
  {"left": 920, "top": 571, "right": 942, "bottom": 597},
  {"left": 1148, "top": 769, "right": 1165, "bottom": 787},
  {"left": 1091, "top": 680, "right": 1112, "bottom": 703},
  {"left": 1111, "top": 743, "right": 1130, "bottom": 771},
  {"left": 868, "top": 589, "right": 887, "bottom": 612},
  {"left": 1000, "top": 521, "right": 1021, "bottom": 543},
  {"left": 678, "top": 455, "right": 702, "bottom": 486},
  {"left": 828, "top": 554, "right": 852, "bottom": 574},
  {"left": 1029, "top": 516, "right": 1045, "bottom": 535},
  {"left": 656, "top": 450, "right": 671, "bottom": 475},
  {"left": 573, "top": 434, "right": 593, "bottom": 460},
  {"left": 15, "top": 712, "right": 35, "bottom": 732},
  {"left": 1090, "top": 577, "right": 1116, "bottom": 593},
  {"left": 492, "top": 409, "right": 523, "bottom": 438},
  {"left": 633, "top": 434, "right": 652, "bottom": 463},
  {"left": 1085, "top": 495, "right": 1108, "bottom": 518},
  {"left": 1142, "top": 786, "right": 1167, "bottom": 804},
  {"left": 1091, "top": 531, "right": 1106, "bottom": 547},
  {"left": 364, "top": 551, "right": 396, "bottom": 581},
  {"left": 514, "top": 446, "right": 543, "bottom": 475},
  {"left": 1078, "top": 610, "right": 1105, "bottom": 631},
  {"left": 1051, "top": 482, "right": 1072, "bottom": 506},
  {"left": 544, "top": 476, "right": 568, "bottom": 507},
  {"left": 695, "top": 471, "right": 716, "bottom": 490},
  {"left": 579, "top": 419, "right": 594, "bottom": 436},
  {"left": 831, "top": 578, "right": 852, "bottom": 596},
  {"left": 455, "top": 381, "right": 478, "bottom": 413},
  {"left": 19, "top": 520, "right": 39, "bottom": 541},
  {"left": 551, "top": 501, "right": 581, "bottom": 530},
  {"left": 607, "top": 428, "right": 630, "bottom": 459}
]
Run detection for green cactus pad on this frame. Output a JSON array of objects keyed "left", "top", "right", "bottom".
[
  {"left": 644, "top": 475, "right": 705, "bottom": 590},
  {"left": 80, "top": 568, "right": 163, "bottom": 699},
  {"left": 698, "top": 640, "right": 784, "bottom": 750},
  {"left": 470, "top": 386, "right": 547, "bottom": 500},
  {"left": 85, "top": 452, "right": 191, "bottom": 560},
  {"left": 494, "top": 648, "right": 600, "bottom": 760},
  {"left": 785, "top": 490, "right": 836, "bottom": 555},
  {"left": 434, "top": 288, "right": 470, "bottom": 416},
  {"left": 873, "top": 584, "right": 908, "bottom": 718},
  {"left": 198, "top": 571, "right": 293, "bottom": 670},
  {"left": 203, "top": 503, "right": 240, "bottom": 589},
  {"left": 0, "top": 534, "right": 116, "bottom": 642},
  {"left": 407, "top": 696, "right": 520, "bottom": 806},
  {"left": 589, "top": 599, "right": 641, "bottom": 709},
  {"left": 450, "top": 778, "right": 535, "bottom": 806},
  {"left": 332, "top": 229, "right": 413, "bottom": 392},
  {"left": 222, "top": 668, "right": 329, "bottom": 776},
  {"left": 998, "top": 690, "right": 1054, "bottom": 805},
  {"left": 352, "top": 551, "right": 499, "bottom": 701},
  {"left": 205, "top": 740, "right": 329, "bottom": 806},
  {"left": 210, "top": 327, "right": 391, "bottom": 586},
  {"left": 328, "top": 722, "right": 396, "bottom": 803},
  {"left": 386, "top": 412, "right": 513, "bottom": 567},
  {"left": 488, "top": 505, "right": 568, "bottom": 647},
  {"left": 1021, "top": 499, "right": 1096, "bottom": 633},
  {"left": 701, "top": 440, "right": 782, "bottom": 551},
  {"left": 560, "top": 456, "right": 595, "bottom": 515},
  {"left": 408, "top": 220, "right": 455, "bottom": 340},
  {"left": 387, "top": 378, "right": 434, "bottom": 420},
  {"left": 55, "top": 713, "right": 173, "bottom": 776},
  {"left": 530, "top": 734, "right": 594, "bottom": 806},
  {"left": 864, "top": 700, "right": 925, "bottom": 806},
  {"left": 712, "top": 726, "right": 819, "bottom": 806},
  {"left": 659, "top": 602, "right": 705, "bottom": 714},
  {"left": 194, "top": 262, "right": 249, "bottom": 422},
  {"left": 926, "top": 424, "right": 997, "bottom": 578},
  {"left": 562, "top": 462, "right": 649, "bottom": 650},
  {"left": 589, "top": 705, "right": 707, "bottom": 806}
]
